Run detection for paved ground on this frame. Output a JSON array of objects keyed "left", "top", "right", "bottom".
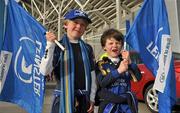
[{"left": 0, "top": 82, "right": 151, "bottom": 113}]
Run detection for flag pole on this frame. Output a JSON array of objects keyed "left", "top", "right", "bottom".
[
  {"left": 54, "top": 40, "right": 65, "bottom": 51},
  {"left": 124, "top": 20, "right": 130, "bottom": 50},
  {"left": 47, "top": 30, "right": 65, "bottom": 51}
]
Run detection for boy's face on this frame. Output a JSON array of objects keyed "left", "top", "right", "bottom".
[
  {"left": 103, "top": 38, "right": 123, "bottom": 58},
  {"left": 64, "top": 18, "right": 88, "bottom": 40}
]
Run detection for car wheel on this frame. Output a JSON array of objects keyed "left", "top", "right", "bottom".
[{"left": 144, "top": 84, "right": 158, "bottom": 113}]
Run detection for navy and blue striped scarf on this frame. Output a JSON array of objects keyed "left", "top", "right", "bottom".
[{"left": 59, "top": 35, "right": 91, "bottom": 113}]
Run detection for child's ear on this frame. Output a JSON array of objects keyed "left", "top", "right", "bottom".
[
  {"left": 103, "top": 47, "right": 106, "bottom": 51},
  {"left": 63, "top": 24, "right": 67, "bottom": 29}
]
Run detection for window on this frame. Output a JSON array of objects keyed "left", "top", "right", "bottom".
[
  {"left": 130, "top": 52, "right": 143, "bottom": 64},
  {"left": 173, "top": 52, "right": 180, "bottom": 60}
]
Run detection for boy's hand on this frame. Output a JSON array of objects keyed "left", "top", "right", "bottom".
[
  {"left": 87, "top": 101, "right": 94, "bottom": 113},
  {"left": 117, "top": 59, "right": 128, "bottom": 74},
  {"left": 121, "top": 50, "right": 131, "bottom": 64},
  {"left": 46, "top": 31, "right": 57, "bottom": 42}
]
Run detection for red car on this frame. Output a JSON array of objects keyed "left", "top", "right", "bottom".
[{"left": 130, "top": 52, "right": 180, "bottom": 113}]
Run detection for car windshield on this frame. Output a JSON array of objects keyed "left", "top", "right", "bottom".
[
  {"left": 173, "top": 52, "right": 180, "bottom": 60},
  {"left": 130, "top": 52, "right": 143, "bottom": 64}
]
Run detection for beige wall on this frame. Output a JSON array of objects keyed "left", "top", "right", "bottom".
[{"left": 165, "top": 0, "right": 180, "bottom": 53}]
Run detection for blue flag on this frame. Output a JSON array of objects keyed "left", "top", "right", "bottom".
[
  {"left": 0, "top": 0, "right": 6, "bottom": 51},
  {"left": 0, "top": 0, "right": 46, "bottom": 113},
  {"left": 125, "top": 0, "right": 176, "bottom": 113}
]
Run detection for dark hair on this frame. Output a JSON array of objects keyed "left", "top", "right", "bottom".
[{"left": 101, "top": 28, "right": 124, "bottom": 47}]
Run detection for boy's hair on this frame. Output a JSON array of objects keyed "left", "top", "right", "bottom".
[{"left": 101, "top": 28, "right": 124, "bottom": 47}]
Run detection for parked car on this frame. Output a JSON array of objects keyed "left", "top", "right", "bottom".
[{"left": 130, "top": 52, "right": 180, "bottom": 113}]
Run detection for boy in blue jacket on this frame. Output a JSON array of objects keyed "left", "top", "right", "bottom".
[
  {"left": 40, "top": 9, "right": 96, "bottom": 113},
  {"left": 95, "top": 28, "right": 139, "bottom": 113}
]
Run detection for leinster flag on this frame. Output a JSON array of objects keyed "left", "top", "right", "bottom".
[
  {"left": 0, "top": 0, "right": 46, "bottom": 113},
  {"left": 125, "top": 0, "right": 176, "bottom": 113},
  {"left": 0, "top": 0, "right": 6, "bottom": 51}
]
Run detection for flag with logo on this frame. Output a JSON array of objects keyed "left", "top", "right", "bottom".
[
  {"left": 0, "top": 0, "right": 6, "bottom": 51},
  {"left": 0, "top": 0, "right": 46, "bottom": 113},
  {"left": 125, "top": 0, "right": 176, "bottom": 113},
  {"left": 0, "top": 0, "right": 6, "bottom": 95}
]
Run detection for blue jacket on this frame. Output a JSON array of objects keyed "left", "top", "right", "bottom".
[{"left": 95, "top": 56, "right": 139, "bottom": 113}]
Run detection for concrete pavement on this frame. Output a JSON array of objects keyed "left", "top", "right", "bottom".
[{"left": 0, "top": 82, "right": 151, "bottom": 113}]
